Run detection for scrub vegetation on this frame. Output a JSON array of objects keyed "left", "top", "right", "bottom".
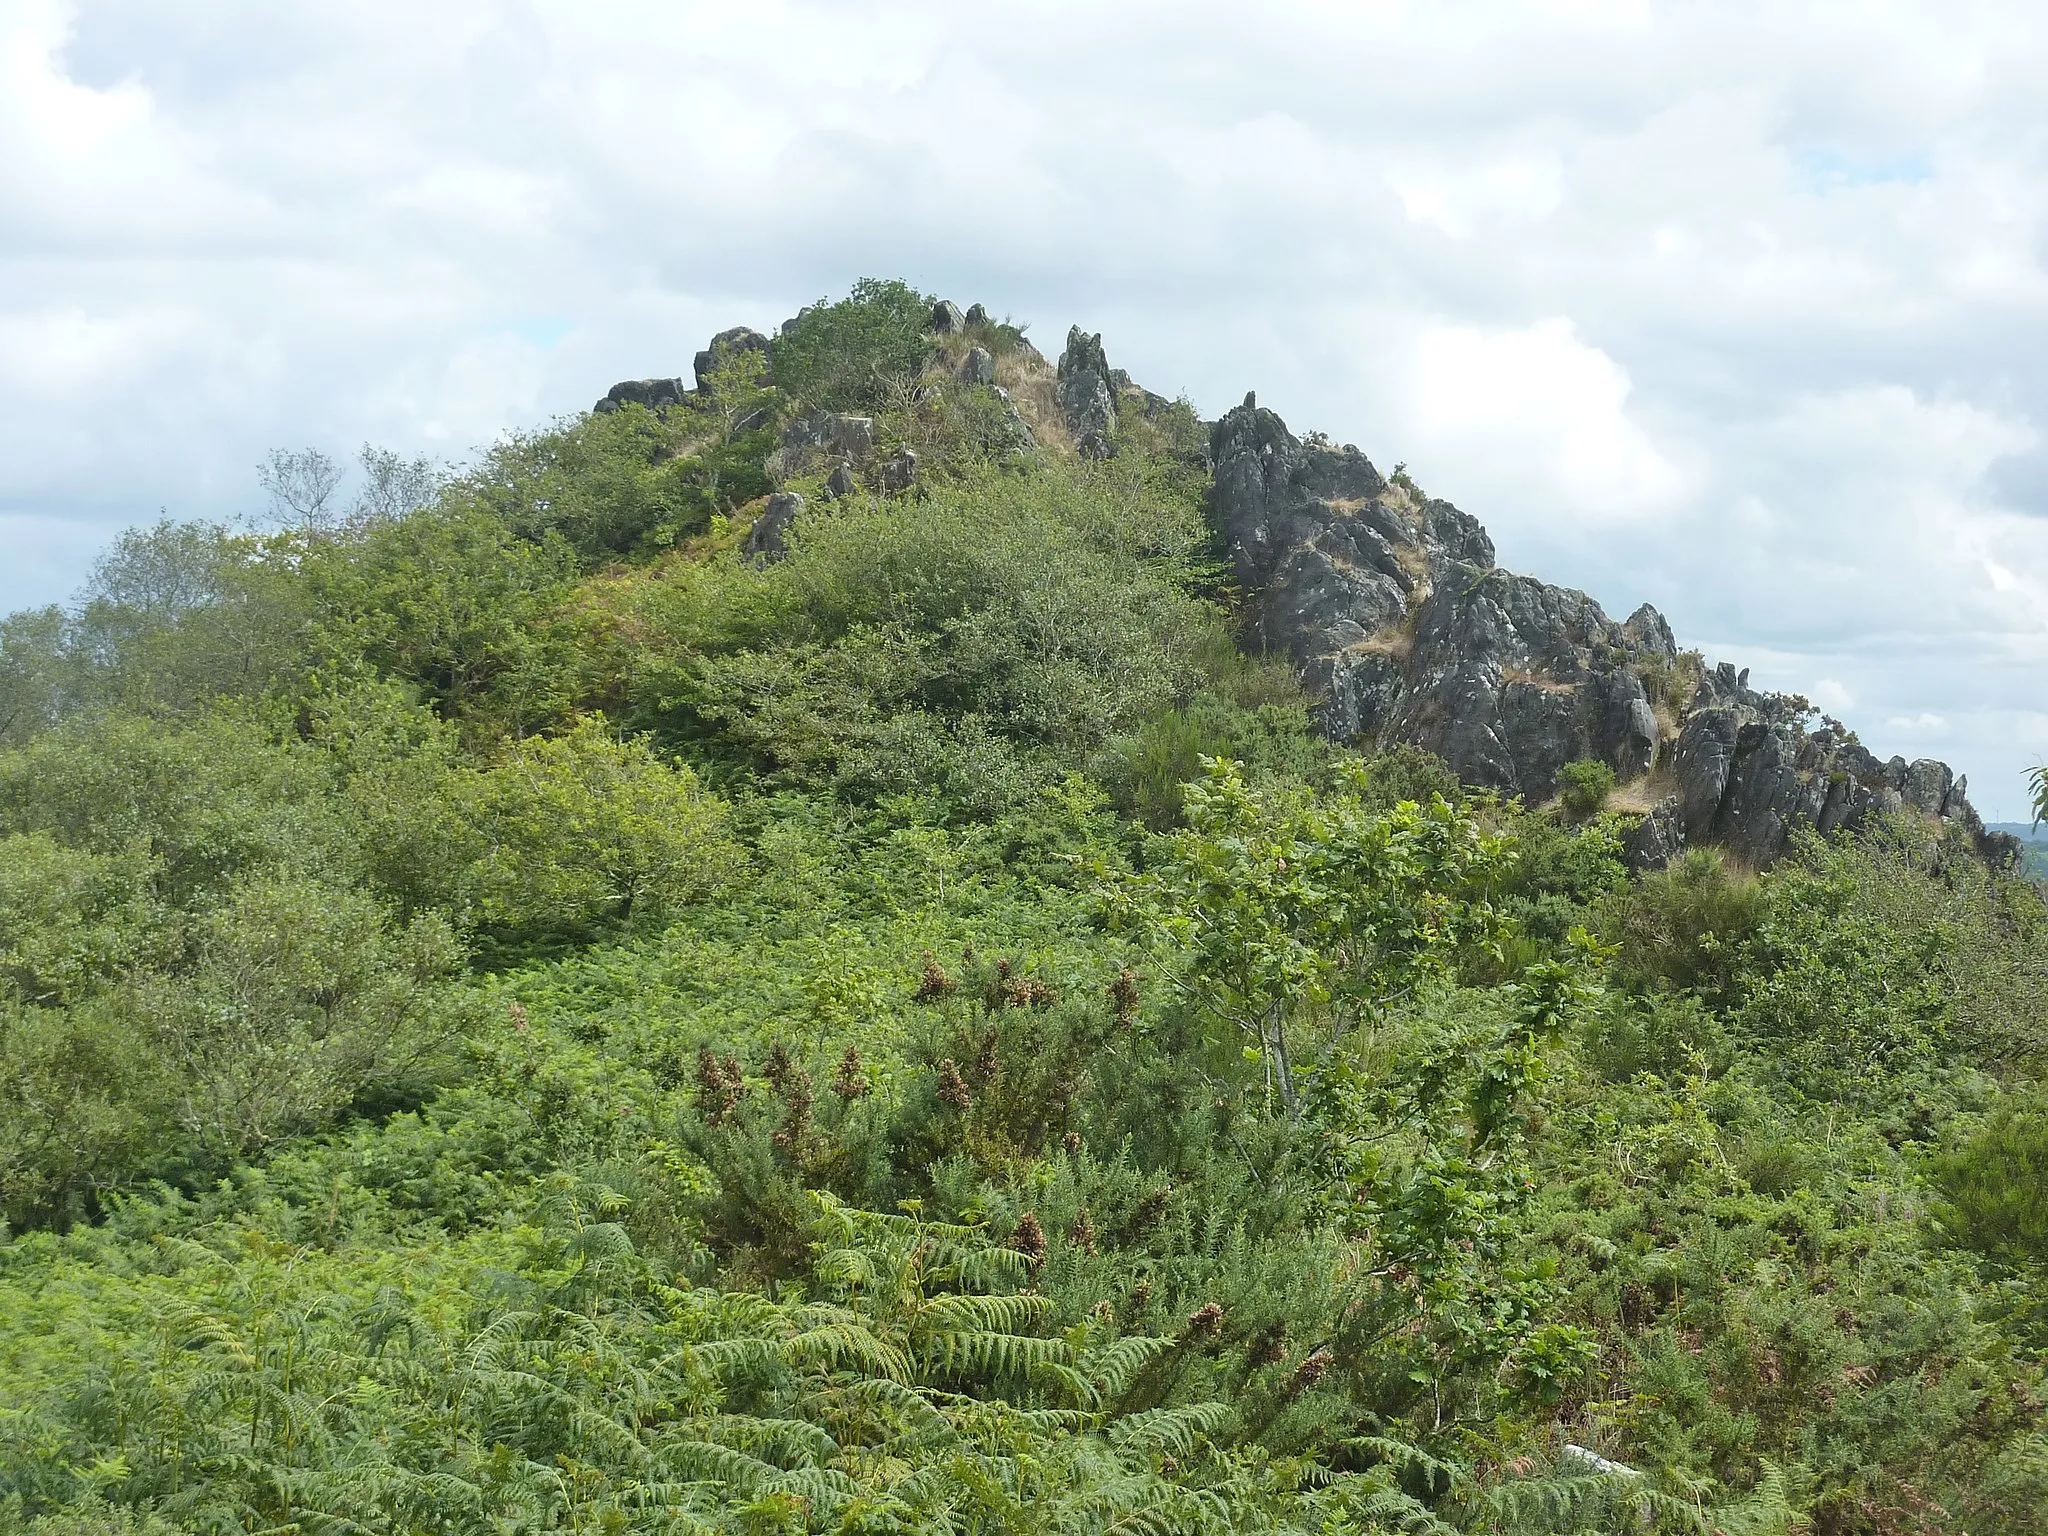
[{"left": 3, "top": 282, "right": 2047, "bottom": 1535}]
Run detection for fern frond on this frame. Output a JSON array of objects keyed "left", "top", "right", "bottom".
[{"left": 1108, "top": 1401, "right": 1234, "bottom": 1459}]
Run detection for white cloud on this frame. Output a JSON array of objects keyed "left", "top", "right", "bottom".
[
  {"left": 5, "top": 0, "right": 2048, "bottom": 811},
  {"left": 1391, "top": 153, "right": 1564, "bottom": 238},
  {"left": 1405, "top": 318, "right": 1686, "bottom": 521},
  {"left": 1810, "top": 678, "right": 1854, "bottom": 714}
]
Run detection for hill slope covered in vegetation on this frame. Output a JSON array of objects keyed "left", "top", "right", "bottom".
[{"left": 3, "top": 279, "right": 2048, "bottom": 1535}]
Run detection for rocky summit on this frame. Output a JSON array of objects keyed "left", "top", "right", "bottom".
[{"left": 599, "top": 306, "right": 2010, "bottom": 873}]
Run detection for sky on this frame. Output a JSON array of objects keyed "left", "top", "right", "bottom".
[{"left": 5, "top": 0, "right": 2048, "bottom": 816}]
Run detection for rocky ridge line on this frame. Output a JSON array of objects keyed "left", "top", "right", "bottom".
[
  {"left": 1204, "top": 390, "right": 2013, "bottom": 871},
  {"left": 592, "top": 306, "right": 2013, "bottom": 872}
]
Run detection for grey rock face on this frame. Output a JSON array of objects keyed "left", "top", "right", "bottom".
[
  {"left": 1903, "top": 758, "right": 1954, "bottom": 814},
  {"left": 960, "top": 346, "right": 996, "bottom": 386},
  {"left": 930, "top": 300, "right": 966, "bottom": 334},
  {"left": 1209, "top": 393, "right": 1992, "bottom": 867},
  {"left": 1623, "top": 603, "right": 1677, "bottom": 658},
  {"left": 693, "top": 327, "right": 770, "bottom": 394},
  {"left": 825, "top": 461, "right": 856, "bottom": 500},
  {"left": 1623, "top": 796, "right": 1687, "bottom": 871},
  {"left": 991, "top": 386, "right": 1037, "bottom": 452},
  {"left": 1056, "top": 326, "right": 1118, "bottom": 441},
  {"left": 963, "top": 302, "right": 990, "bottom": 328},
  {"left": 743, "top": 492, "right": 802, "bottom": 564},
  {"left": 880, "top": 448, "right": 918, "bottom": 494},
  {"left": 595, "top": 377, "right": 687, "bottom": 414},
  {"left": 783, "top": 412, "right": 875, "bottom": 460},
  {"left": 830, "top": 415, "right": 875, "bottom": 459}
]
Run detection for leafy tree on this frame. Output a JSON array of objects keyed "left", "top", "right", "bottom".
[
  {"left": 1111, "top": 756, "right": 1515, "bottom": 1122},
  {"left": 0, "top": 606, "right": 70, "bottom": 747},
  {"left": 306, "top": 503, "right": 582, "bottom": 737},
  {"left": 68, "top": 519, "right": 315, "bottom": 719},
  {"left": 460, "top": 718, "right": 744, "bottom": 960},
  {"left": 349, "top": 442, "right": 443, "bottom": 526}
]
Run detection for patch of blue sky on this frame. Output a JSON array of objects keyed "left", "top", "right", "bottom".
[
  {"left": 503, "top": 316, "right": 577, "bottom": 348},
  {"left": 1794, "top": 147, "right": 1934, "bottom": 193}
]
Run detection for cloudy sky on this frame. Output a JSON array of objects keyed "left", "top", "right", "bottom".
[{"left": 6, "top": 0, "right": 2048, "bottom": 814}]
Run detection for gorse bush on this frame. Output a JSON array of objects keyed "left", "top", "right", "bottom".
[
  {"left": 1556, "top": 757, "right": 1617, "bottom": 819},
  {"left": 5, "top": 279, "right": 2048, "bottom": 1535}
]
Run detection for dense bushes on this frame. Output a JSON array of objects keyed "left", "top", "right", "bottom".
[
  {"left": 624, "top": 457, "right": 1235, "bottom": 812},
  {"left": 6, "top": 279, "right": 2048, "bottom": 1534},
  {"left": 771, "top": 277, "right": 934, "bottom": 413}
]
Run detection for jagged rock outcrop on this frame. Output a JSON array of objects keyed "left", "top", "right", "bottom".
[
  {"left": 1208, "top": 393, "right": 1999, "bottom": 868},
  {"left": 592, "top": 326, "right": 773, "bottom": 414},
  {"left": 694, "top": 327, "right": 770, "bottom": 393},
  {"left": 593, "top": 377, "right": 687, "bottom": 414},
  {"left": 991, "top": 387, "right": 1037, "bottom": 452},
  {"left": 1623, "top": 796, "right": 1687, "bottom": 871},
  {"left": 743, "top": 492, "right": 802, "bottom": 564},
  {"left": 880, "top": 447, "right": 918, "bottom": 494},
  {"left": 592, "top": 311, "right": 2002, "bottom": 873},
  {"left": 782, "top": 412, "right": 875, "bottom": 460},
  {"left": 1056, "top": 327, "right": 1117, "bottom": 448},
  {"left": 1668, "top": 664, "right": 2012, "bottom": 867}
]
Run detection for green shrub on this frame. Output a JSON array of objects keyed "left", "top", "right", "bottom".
[
  {"left": 1555, "top": 756, "right": 1616, "bottom": 818},
  {"left": 461, "top": 405, "right": 769, "bottom": 560},
  {"left": 461, "top": 719, "right": 744, "bottom": 960},
  {"left": 771, "top": 277, "right": 933, "bottom": 413},
  {"left": 1932, "top": 1091, "right": 2048, "bottom": 1264},
  {"left": 1608, "top": 846, "right": 1760, "bottom": 1001},
  {"left": 630, "top": 460, "right": 1219, "bottom": 810}
]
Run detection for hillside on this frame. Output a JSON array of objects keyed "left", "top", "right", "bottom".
[{"left": 3, "top": 279, "right": 2048, "bottom": 1536}]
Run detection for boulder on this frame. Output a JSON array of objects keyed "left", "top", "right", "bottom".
[
  {"left": 1056, "top": 326, "right": 1118, "bottom": 441},
  {"left": 595, "top": 377, "right": 687, "bottom": 414},
  {"left": 880, "top": 448, "right": 918, "bottom": 494},
  {"left": 693, "top": 327, "right": 771, "bottom": 394},
  {"left": 825, "top": 461, "right": 856, "bottom": 500},
  {"left": 1983, "top": 829, "right": 2026, "bottom": 869},
  {"left": 830, "top": 415, "right": 875, "bottom": 458},
  {"left": 964, "top": 302, "right": 990, "bottom": 328},
  {"left": 1902, "top": 758, "right": 1954, "bottom": 815},
  {"left": 1622, "top": 603, "right": 1677, "bottom": 659},
  {"left": 961, "top": 346, "right": 996, "bottom": 386},
  {"left": 930, "top": 300, "right": 966, "bottom": 335},
  {"left": 743, "top": 492, "right": 802, "bottom": 564}
]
